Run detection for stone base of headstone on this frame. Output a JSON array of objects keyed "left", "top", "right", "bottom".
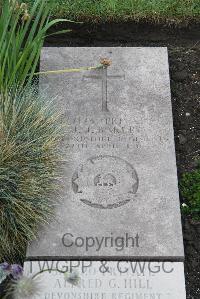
[{"left": 24, "top": 261, "right": 186, "bottom": 299}]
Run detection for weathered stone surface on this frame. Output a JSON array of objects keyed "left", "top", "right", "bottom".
[
  {"left": 27, "top": 47, "right": 184, "bottom": 260},
  {"left": 24, "top": 261, "right": 186, "bottom": 299}
]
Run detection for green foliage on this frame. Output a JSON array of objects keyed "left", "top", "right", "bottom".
[
  {"left": 25, "top": 0, "right": 200, "bottom": 23},
  {"left": 0, "top": 0, "right": 69, "bottom": 93},
  {"left": 180, "top": 168, "right": 200, "bottom": 221},
  {"left": 0, "top": 86, "right": 64, "bottom": 262}
]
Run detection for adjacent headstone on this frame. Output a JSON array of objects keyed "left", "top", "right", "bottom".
[
  {"left": 24, "top": 261, "right": 186, "bottom": 299},
  {"left": 27, "top": 47, "right": 184, "bottom": 260}
]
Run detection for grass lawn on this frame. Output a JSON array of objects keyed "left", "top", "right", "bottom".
[{"left": 25, "top": 0, "right": 200, "bottom": 23}]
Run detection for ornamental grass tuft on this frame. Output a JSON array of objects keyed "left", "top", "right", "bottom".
[{"left": 0, "top": 86, "right": 64, "bottom": 262}]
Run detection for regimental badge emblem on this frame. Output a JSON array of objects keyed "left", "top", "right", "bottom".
[{"left": 72, "top": 155, "right": 139, "bottom": 209}]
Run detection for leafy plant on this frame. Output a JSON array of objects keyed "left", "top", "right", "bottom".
[
  {"left": 0, "top": 263, "right": 23, "bottom": 285},
  {"left": 0, "top": 262, "right": 79, "bottom": 298},
  {"left": 0, "top": 86, "right": 64, "bottom": 262},
  {"left": 180, "top": 168, "right": 200, "bottom": 221},
  {"left": 0, "top": 0, "right": 69, "bottom": 93},
  {"left": 4, "top": 267, "right": 79, "bottom": 299}
]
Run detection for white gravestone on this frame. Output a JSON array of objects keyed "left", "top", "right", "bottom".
[{"left": 27, "top": 48, "right": 184, "bottom": 260}]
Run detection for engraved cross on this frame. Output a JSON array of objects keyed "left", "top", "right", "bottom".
[{"left": 83, "top": 67, "right": 125, "bottom": 112}]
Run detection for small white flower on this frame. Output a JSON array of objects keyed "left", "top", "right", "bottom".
[
  {"left": 12, "top": 276, "right": 42, "bottom": 299},
  {"left": 182, "top": 203, "right": 188, "bottom": 208}
]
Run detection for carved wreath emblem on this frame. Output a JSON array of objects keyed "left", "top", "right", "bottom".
[{"left": 72, "top": 155, "right": 139, "bottom": 209}]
